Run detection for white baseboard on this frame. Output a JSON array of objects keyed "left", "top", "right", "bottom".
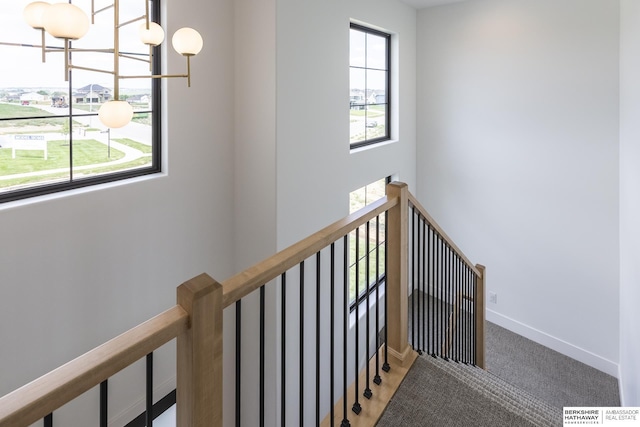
[
  {"left": 618, "top": 365, "right": 627, "bottom": 406},
  {"left": 487, "top": 309, "right": 619, "bottom": 377},
  {"left": 108, "top": 376, "right": 176, "bottom": 427}
]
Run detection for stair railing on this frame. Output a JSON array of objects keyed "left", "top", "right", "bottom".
[
  {"left": 0, "top": 181, "right": 484, "bottom": 427},
  {"left": 406, "top": 191, "right": 486, "bottom": 368},
  {"left": 0, "top": 273, "right": 222, "bottom": 427}
]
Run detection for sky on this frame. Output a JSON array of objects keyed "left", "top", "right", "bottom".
[{"left": 0, "top": 0, "right": 156, "bottom": 91}]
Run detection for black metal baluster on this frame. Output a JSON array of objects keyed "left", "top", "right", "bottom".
[
  {"left": 382, "top": 212, "right": 390, "bottom": 373},
  {"left": 446, "top": 245, "right": 452, "bottom": 360},
  {"left": 462, "top": 265, "right": 467, "bottom": 364},
  {"left": 374, "top": 215, "right": 382, "bottom": 385},
  {"left": 443, "top": 245, "right": 448, "bottom": 359},
  {"left": 452, "top": 255, "right": 457, "bottom": 362},
  {"left": 420, "top": 218, "right": 428, "bottom": 351},
  {"left": 416, "top": 211, "right": 421, "bottom": 354},
  {"left": 456, "top": 255, "right": 464, "bottom": 362},
  {"left": 472, "top": 267, "right": 476, "bottom": 365},
  {"left": 100, "top": 379, "right": 108, "bottom": 427},
  {"left": 456, "top": 257, "right": 461, "bottom": 362},
  {"left": 341, "top": 236, "right": 351, "bottom": 427},
  {"left": 300, "top": 261, "right": 305, "bottom": 427},
  {"left": 364, "top": 221, "right": 372, "bottom": 400},
  {"left": 44, "top": 413, "right": 53, "bottom": 427},
  {"left": 436, "top": 234, "right": 440, "bottom": 357},
  {"left": 430, "top": 225, "right": 435, "bottom": 357},
  {"left": 235, "top": 299, "right": 242, "bottom": 427},
  {"left": 352, "top": 227, "right": 361, "bottom": 415},
  {"left": 316, "top": 252, "right": 321, "bottom": 427},
  {"left": 467, "top": 266, "right": 472, "bottom": 365},
  {"left": 440, "top": 237, "right": 445, "bottom": 359},
  {"left": 331, "top": 244, "right": 336, "bottom": 427},
  {"left": 260, "top": 286, "right": 265, "bottom": 427},
  {"left": 146, "top": 353, "right": 153, "bottom": 427},
  {"left": 282, "top": 272, "right": 287, "bottom": 427}
]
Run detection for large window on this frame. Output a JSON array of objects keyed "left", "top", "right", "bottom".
[
  {"left": 0, "top": 1, "right": 161, "bottom": 203},
  {"left": 349, "top": 177, "right": 388, "bottom": 307},
  {"left": 349, "top": 23, "right": 390, "bottom": 149}
]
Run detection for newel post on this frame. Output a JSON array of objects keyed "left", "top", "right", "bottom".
[
  {"left": 177, "top": 273, "right": 223, "bottom": 427},
  {"left": 475, "top": 265, "right": 486, "bottom": 369},
  {"left": 385, "top": 182, "right": 411, "bottom": 365}
]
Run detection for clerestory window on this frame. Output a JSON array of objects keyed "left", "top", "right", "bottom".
[{"left": 349, "top": 23, "right": 390, "bottom": 149}]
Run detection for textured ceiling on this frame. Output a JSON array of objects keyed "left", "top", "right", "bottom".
[{"left": 401, "top": 0, "right": 469, "bottom": 9}]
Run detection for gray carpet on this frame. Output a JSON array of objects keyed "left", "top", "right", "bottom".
[
  {"left": 486, "top": 321, "right": 620, "bottom": 408},
  {"left": 377, "top": 321, "right": 620, "bottom": 426},
  {"left": 377, "top": 356, "right": 561, "bottom": 427}
]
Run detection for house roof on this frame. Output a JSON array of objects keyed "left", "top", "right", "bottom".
[{"left": 76, "top": 84, "right": 111, "bottom": 93}]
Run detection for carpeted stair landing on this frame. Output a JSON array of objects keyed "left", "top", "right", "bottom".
[{"left": 377, "top": 355, "right": 562, "bottom": 427}]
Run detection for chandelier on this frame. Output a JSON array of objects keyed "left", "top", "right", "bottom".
[{"left": 19, "top": 0, "right": 203, "bottom": 128}]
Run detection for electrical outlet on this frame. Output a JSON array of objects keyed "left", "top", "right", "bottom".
[{"left": 489, "top": 292, "right": 497, "bottom": 304}]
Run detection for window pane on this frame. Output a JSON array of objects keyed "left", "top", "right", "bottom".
[
  {"left": 350, "top": 111, "right": 366, "bottom": 144},
  {"left": 0, "top": 118, "right": 71, "bottom": 193},
  {"left": 365, "top": 104, "right": 386, "bottom": 141},
  {"left": 350, "top": 29, "right": 366, "bottom": 68},
  {"left": 366, "top": 33, "right": 387, "bottom": 70},
  {"left": 350, "top": 67, "right": 366, "bottom": 144},
  {"left": 366, "top": 69, "right": 387, "bottom": 99}
]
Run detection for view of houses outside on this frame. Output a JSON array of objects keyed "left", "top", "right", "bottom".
[{"left": 0, "top": 0, "right": 155, "bottom": 198}]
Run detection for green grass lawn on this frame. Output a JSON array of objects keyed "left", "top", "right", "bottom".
[
  {"left": 0, "top": 139, "right": 125, "bottom": 175},
  {"left": 0, "top": 104, "right": 67, "bottom": 128}
]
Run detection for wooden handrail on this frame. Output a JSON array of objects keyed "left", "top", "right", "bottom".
[
  {"left": 0, "top": 305, "right": 189, "bottom": 427},
  {"left": 407, "top": 192, "right": 481, "bottom": 278},
  {"left": 0, "top": 181, "right": 484, "bottom": 427},
  {"left": 222, "top": 195, "right": 398, "bottom": 308}
]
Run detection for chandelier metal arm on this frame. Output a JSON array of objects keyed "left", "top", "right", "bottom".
[
  {"left": 118, "top": 15, "right": 147, "bottom": 29},
  {"left": 120, "top": 74, "right": 188, "bottom": 80},
  {"left": 68, "top": 65, "right": 115, "bottom": 76}
]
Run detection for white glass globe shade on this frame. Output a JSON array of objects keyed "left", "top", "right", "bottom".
[
  {"left": 23, "top": 2, "right": 51, "bottom": 29},
  {"left": 139, "top": 22, "right": 165, "bottom": 46},
  {"left": 172, "top": 27, "right": 203, "bottom": 56},
  {"left": 99, "top": 101, "right": 134, "bottom": 128},
  {"left": 43, "top": 3, "right": 89, "bottom": 40}
]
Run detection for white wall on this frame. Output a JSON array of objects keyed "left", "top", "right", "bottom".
[
  {"left": 276, "top": 0, "right": 417, "bottom": 249},
  {"left": 619, "top": 0, "right": 640, "bottom": 406},
  {"left": 0, "top": 0, "right": 235, "bottom": 423},
  {"left": 416, "top": 0, "right": 620, "bottom": 375}
]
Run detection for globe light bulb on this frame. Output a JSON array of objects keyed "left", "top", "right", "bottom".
[
  {"left": 139, "top": 22, "right": 165, "bottom": 46},
  {"left": 23, "top": 1, "right": 51, "bottom": 29},
  {"left": 98, "top": 101, "right": 134, "bottom": 128},
  {"left": 172, "top": 27, "right": 203, "bottom": 56},
  {"left": 43, "top": 3, "right": 89, "bottom": 40}
]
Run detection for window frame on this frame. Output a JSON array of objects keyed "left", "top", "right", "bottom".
[
  {"left": 349, "top": 22, "right": 391, "bottom": 150},
  {"left": 0, "top": 0, "right": 162, "bottom": 204}
]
